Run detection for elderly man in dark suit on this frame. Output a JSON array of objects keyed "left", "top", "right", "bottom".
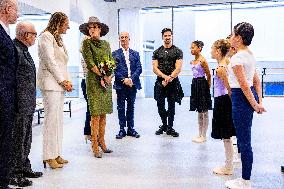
[
  {"left": 0, "top": 0, "right": 19, "bottom": 188},
  {"left": 113, "top": 32, "right": 142, "bottom": 139},
  {"left": 9, "top": 21, "right": 43, "bottom": 188}
]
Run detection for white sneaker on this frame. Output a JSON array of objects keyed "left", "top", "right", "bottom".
[
  {"left": 225, "top": 178, "right": 251, "bottom": 189},
  {"left": 192, "top": 136, "right": 206, "bottom": 143},
  {"left": 213, "top": 166, "right": 233, "bottom": 175}
]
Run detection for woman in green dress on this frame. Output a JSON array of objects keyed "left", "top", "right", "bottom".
[{"left": 80, "top": 17, "right": 115, "bottom": 158}]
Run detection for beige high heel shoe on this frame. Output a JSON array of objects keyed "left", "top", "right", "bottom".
[
  {"left": 55, "top": 156, "right": 69, "bottom": 164},
  {"left": 43, "top": 159, "right": 63, "bottom": 169}
]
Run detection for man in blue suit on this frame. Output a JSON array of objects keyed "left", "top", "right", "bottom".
[
  {"left": 0, "top": 0, "right": 19, "bottom": 188},
  {"left": 113, "top": 32, "right": 142, "bottom": 139}
]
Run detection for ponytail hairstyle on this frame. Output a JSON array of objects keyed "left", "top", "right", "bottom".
[
  {"left": 43, "top": 12, "right": 68, "bottom": 47},
  {"left": 213, "top": 39, "right": 231, "bottom": 57},
  {"left": 192, "top": 40, "right": 204, "bottom": 50},
  {"left": 233, "top": 22, "right": 254, "bottom": 46}
]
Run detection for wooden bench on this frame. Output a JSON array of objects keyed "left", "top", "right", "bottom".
[{"left": 35, "top": 99, "right": 72, "bottom": 124}]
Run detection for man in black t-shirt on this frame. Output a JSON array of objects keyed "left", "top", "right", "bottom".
[{"left": 152, "top": 28, "right": 184, "bottom": 137}]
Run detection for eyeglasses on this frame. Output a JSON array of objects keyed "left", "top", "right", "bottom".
[
  {"left": 88, "top": 25, "right": 101, "bottom": 29},
  {"left": 27, "top": 32, "right": 37, "bottom": 37}
]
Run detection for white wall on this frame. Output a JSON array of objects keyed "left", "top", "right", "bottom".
[
  {"left": 18, "top": 0, "right": 114, "bottom": 46},
  {"left": 71, "top": 0, "right": 109, "bottom": 23},
  {"left": 18, "top": 0, "right": 109, "bottom": 22},
  {"left": 19, "top": 0, "right": 70, "bottom": 15}
]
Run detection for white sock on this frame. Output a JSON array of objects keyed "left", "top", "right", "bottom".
[
  {"left": 224, "top": 139, "right": 233, "bottom": 169},
  {"left": 202, "top": 111, "right": 209, "bottom": 137},
  {"left": 198, "top": 112, "right": 203, "bottom": 136}
]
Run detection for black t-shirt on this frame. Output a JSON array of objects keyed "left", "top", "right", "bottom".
[{"left": 152, "top": 45, "right": 183, "bottom": 75}]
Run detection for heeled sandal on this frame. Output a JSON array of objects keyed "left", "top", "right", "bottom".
[
  {"left": 43, "top": 159, "right": 63, "bottom": 169},
  {"left": 55, "top": 156, "right": 69, "bottom": 164}
]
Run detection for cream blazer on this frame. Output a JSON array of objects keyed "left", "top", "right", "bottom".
[{"left": 37, "top": 31, "right": 69, "bottom": 91}]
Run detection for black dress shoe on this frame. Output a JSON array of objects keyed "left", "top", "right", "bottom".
[
  {"left": 155, "top": 125, "right": 167, "bottom": 135},
  {"left": 23, "top": 170, "right": 43, "bottom": 178},
  {"left": 10, "top": 177, "right": 32, "bottom": 187},
  {"left": 127, "top": 129, "right": 140, "bottom": 138},
  {"left": 116, "top": 129, "right": 126, "bottom": 139},
  {"left": 166, "top": 128, "right": 179, "bottom": 137}
]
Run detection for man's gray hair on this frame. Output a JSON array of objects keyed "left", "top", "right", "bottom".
[
  {"left": 16, "top": 21, "right": 32, "bottom": 37},
  {"left": 0, "top": 0, "right": 15, "bottom": 11}
]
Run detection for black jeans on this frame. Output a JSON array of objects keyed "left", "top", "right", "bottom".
[
  {"left": 157, "top": 95, "right": 176, "bottom": 128},
  {"left": 81, "top": 79, "right": 91, "bottom": 135}
]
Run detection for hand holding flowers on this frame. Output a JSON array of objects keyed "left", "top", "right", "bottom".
[
  {"left": 98, "top": 55, "right": 116, "bottom": 77},
  {"left": 97, "top": 55, "right": 115, "bottom": 90}
]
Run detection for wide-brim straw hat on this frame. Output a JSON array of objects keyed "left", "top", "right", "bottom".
[{"left": 79, "top": 16, "right": 109, "bottom": 37}]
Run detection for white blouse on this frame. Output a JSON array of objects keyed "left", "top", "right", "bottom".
[{"left": 228, "top": 50, "right": 256, "bottom": 88}]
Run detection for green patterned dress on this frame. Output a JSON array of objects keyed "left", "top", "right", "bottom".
[{"left": 82, "top": 39, "right": 113, "bottom": 116}]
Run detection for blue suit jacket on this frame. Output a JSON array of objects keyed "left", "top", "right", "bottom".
[
  {"left": 112, "top": 48, "right": 142, "bottom": 90},
  {"left": 0, "top": 25, "right": 18, "bottom": 112},
  {"left": 0, "top": 25, "right": 18, "bottom": 184}
]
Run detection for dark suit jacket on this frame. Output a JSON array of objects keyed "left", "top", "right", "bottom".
[
  {"left": 14, "top": 39, "right": 36, "bottom": 115},
  {"left": 0, "top": 24, "right": 18, "bottom": 184},
  {"left": 112, "top": 48, "right": 142, "bottom": 90},
  {"left": 0, "top": 25, "right": 18, "bottom": 114}
]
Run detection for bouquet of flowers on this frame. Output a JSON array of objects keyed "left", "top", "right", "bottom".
[
  {"left": 98, "top": 55, "right": 116, "bottom": 76},
  {"left": 97, "top": 55, "right": 116, "bottom": 90}
]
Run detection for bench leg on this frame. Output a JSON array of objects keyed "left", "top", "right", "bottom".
[
  {"left": 69, "top": 101, "right": 72, "bottom": 117},
  {"left": 37, "top": 111, "right": 40, "bottom": 124}
]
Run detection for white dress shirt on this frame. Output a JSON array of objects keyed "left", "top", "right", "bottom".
[
  {"left": 0, "top": 20, "right": 9, "bottom": 35},
  {"left": 122, "top": 48, "right": 131, "bottom": 77}
]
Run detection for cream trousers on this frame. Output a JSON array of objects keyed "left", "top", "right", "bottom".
[{"left": 41, "top": 90, "right": 65, "bottom": 160}]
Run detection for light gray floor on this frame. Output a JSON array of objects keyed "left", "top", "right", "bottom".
[{"left": 23, "top": 97, "right": 284, "bottom": 189}]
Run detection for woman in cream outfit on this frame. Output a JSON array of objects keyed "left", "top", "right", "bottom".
[{"left": 37, "top": 12, "right": 72, "bottom": 169}]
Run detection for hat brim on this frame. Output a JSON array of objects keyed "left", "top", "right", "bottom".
[{"left": 79, "top": 22, "right": 109, "bottom": 37}]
